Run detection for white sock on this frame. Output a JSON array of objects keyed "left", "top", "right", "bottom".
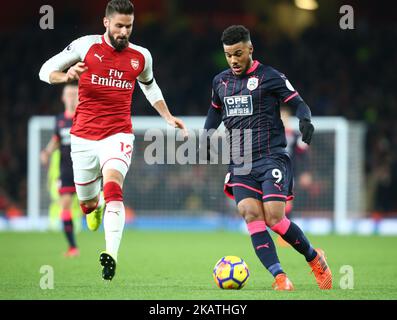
[
  {"left": 103, "top": 201, "right": 125, "bottom": 262},
  {"left": 98, "top": 192, "right": 105, "bottom": 208}
]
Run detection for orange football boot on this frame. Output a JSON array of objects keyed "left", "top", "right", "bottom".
[
  {"left": 64, "top": 247, "right": 80, "bottom": 258},
  {"left": 272, "top": 273, "right": 294, "bottom": 291},
  {"left": 308, "top": 249, "right": 332, "bottom": 289}
]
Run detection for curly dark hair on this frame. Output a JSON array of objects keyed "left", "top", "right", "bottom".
[{"left": 221, "top": 25, "right": 251, "bottom": 45}]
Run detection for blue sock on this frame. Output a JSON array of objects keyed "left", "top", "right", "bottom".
[
  {"left": 63, "top": 220, "right": 76, "bottom": 249},
  {"left": 251, "top": 230, "right": 284, "bottom": 277},
  {"left": 281, "top": 221, "right": 317, "bottom": 262}
]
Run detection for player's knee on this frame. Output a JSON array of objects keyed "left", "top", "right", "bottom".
[
  {"left": 60, "top": 194, "right": 73, "bottom": 209},
  {"left": 103, "top": 168, "right": 124, "bottom": 186},
  {"left": 83, "top": 198, "right": 98, "bottom": 208},
  {"left": 237, "top": 203, "right": 263, "bottom": 223},
  {"left": 269, "top": 216, "right": 291, "bottom": 236},
  {"left": 80, "top": 197, "right": 99, "bottom": 214},
  {"left": 103, "top": 181, "right": 123, "bottom": 204},
  {"left": 263, "top": 201, "right": 286, "bottom": 227},
  {"left": 266, "top": 214, "right": 285, "bottom": 228}
]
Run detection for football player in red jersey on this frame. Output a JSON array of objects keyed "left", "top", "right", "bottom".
[
  {"left": 39, "top": 0, "right": 187, "bottom": 280},
  {"left": 41, "top": 84, "right": 79, "bottom": 258}
]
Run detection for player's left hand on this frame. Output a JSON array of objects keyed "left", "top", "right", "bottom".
[
  {"left": 167, "top": 116, "right": 188, "bottom": 138},
  {"left": 299, "top": 119, "right": 314, "bottom": 144}
]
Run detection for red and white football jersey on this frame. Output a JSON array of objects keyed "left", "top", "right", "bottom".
[{"left": 40, "top": 35, "right": 154, "bottom": 140}]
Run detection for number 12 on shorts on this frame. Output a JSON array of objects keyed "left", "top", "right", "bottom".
[{"left": 120, "top": 142, "right": 132, "bottom": 158}]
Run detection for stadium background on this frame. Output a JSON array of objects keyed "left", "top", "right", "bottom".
[{"left": 0, "top": 0, "right": 395, "bottom": 223}]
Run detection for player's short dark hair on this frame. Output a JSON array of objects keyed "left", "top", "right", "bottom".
[
  {"left": 221, "top": 25, "right": 251, "bottom": 45},
  {"left": 106, "top": 0, "right": 134, "bottom": 17}
]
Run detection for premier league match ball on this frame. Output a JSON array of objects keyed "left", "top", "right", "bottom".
[{"left": 213, "top": 256, "right": 250, "bottom": 289}]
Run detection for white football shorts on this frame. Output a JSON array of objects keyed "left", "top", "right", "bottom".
[{"left": 70, "top": 133, "right": 135, "bottom": 201}]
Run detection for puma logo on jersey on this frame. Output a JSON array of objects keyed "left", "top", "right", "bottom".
[
  {"left": 94, "top": 53, "right": 104, "bottom": 62},
  {"left": 221, "top": 80, "right": 229, "bottom": 87}
]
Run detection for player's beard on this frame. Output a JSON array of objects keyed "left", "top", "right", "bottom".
[{"left": 108, "top": 31, "right": 129, "bottom": 52}]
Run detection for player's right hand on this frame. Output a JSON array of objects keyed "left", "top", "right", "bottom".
[
  {"left": 65, "top": 62, "right": 88, "bottom": 82},
  {"left": 166, "top": 116, "right": 189, "bottom": 138}
]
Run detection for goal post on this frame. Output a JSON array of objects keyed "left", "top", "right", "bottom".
[{"left": 27, "top": 116, "right": 366, "bottom": 233}]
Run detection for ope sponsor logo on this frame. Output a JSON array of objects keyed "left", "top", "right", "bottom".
[{"left": 224, "top": 95, "right": 253, "bottom": 117}]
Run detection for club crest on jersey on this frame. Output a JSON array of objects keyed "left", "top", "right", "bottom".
[
  {"left": 247, "top": 76, "right": 259, "bottom": 91},
  {"left": 131, "top": 59, "right": 139, "bottom": 70},
  {"left": 224, "top": 172, "right": 231, "bottom": 184}
]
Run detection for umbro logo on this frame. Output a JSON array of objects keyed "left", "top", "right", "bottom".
[{"left": 94, "top": 53, "right": 104, "bottom": 62}]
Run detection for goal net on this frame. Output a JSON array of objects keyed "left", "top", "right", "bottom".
[{"left": 27, "top": 116, "right": 365, "bottom": 233}]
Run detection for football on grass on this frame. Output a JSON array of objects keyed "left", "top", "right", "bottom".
[{"left": 213, "top": 256, "right": 249, "bottom": 289}]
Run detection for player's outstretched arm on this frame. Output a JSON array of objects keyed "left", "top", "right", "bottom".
[
  {"left": 268, "top": 68, "right": 315, "bottom": 144},
  {"left": 137, "top": 75, "right": 188, "bottom": 137},
  {"left": 152, "top": 100, "right": 188, "bottom": 137},
  {"left": 136, "top": 48, "right": 187, "bottom": 136}
]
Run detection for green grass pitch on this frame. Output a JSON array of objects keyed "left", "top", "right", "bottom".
[{"left": 0, "top": 230, "right": 396, "bottom": 300}]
